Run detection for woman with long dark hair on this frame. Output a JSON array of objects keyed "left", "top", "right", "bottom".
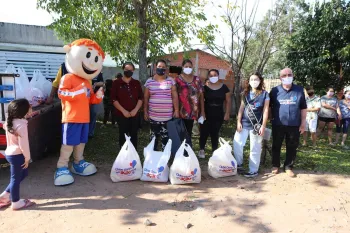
[
  {"left": 175, "top": 59, "right": 205, "bottom": 146},
  {"left": 144, "top": 59, "right": 179, "bottom": 150},
  {"left": 198, "top": 69, "right": 231, "bottom": 158},
  {"left": 233, "top": 72, "right": 270, "bottom": 178},
  {"left": 110, "top": 62, "right": 143, "bottom": 149}
]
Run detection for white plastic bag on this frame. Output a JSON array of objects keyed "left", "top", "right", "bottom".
[
  {"left": 4, "top": 65, "right": 30, "bottom": 100},
  {"left": 31, "top": 70, "right": 51, "bottom": 98},
  {"left": 141, "top": 137, "right": 172, "bottom": 182},
  {"left": 208, "top": 138, "right": 237, "bottom": 178},
  {"left": 30, "top": 87, "right": 45, "bottom": 107},
  {"left": 169, "top": 140, "right": 201, "bottom": 185},
  {"left": 110, "top": 134, "right": 142, "bottom": 182}
]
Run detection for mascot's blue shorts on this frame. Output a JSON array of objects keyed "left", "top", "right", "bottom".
[{"left": 62, "top": 123, "right": 89, "bottom": 146}]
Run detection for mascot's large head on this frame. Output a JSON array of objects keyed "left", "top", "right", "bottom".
[{"left": 64, "top": 38, "right": 105, "bottom": 80}]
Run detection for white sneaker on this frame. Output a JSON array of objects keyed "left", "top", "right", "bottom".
[{"left": 198, "top": 150, "right": 205, "bottom": 159}]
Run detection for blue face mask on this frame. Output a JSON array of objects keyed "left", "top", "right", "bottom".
[{"left": 156, "top": 68, "right": 166, "bottom": 76}]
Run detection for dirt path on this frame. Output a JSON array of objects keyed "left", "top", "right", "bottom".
[{"left": 1, "top": 157, "right": 349, "bottom": 233}]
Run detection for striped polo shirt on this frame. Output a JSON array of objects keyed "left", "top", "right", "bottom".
[{"left": 145, "top": 77, "right": 175, "bottom": 122}]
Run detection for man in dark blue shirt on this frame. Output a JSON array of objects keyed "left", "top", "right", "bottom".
[{"left": 269, "top": 68, "right": 307, "bottom": 177}]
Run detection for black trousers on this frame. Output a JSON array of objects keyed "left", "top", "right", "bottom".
[
  {"left": 150, "top": 122, "right": 169, "bottom": 151},
  {"left": 103, "top": 104, "right": 116, "bottom": 125},
  {"left": 182, "top": 119, "right": 194, "bottom": 146},
  {"left": 199, "top": 118, "right": 223, "bottom": 152},
  {"left": 116, "top": 114, "right": 140, "bottom": 149},
  {"left": 272, "top": 125, "right": 300, "bottom": 170}
]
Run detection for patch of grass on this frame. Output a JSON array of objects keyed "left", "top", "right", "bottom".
[{"left": 85, "top": 121, "right": 350, "bottom": 175}]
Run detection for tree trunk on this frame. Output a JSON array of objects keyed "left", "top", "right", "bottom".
[{"left": 134, "top": 1, "right": 148, "bottom": 83}]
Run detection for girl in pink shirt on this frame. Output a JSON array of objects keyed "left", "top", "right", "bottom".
[{"left": 0, "top": 99, "right": 35, "bottom": 210}]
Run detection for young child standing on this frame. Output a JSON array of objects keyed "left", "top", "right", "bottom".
[{"left": 0, "top": 99, "right": 35, "bottom": 210}]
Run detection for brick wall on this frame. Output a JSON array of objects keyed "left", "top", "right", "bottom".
[{"left": 157, "top": 50, "right": 234, "bottom": 91}]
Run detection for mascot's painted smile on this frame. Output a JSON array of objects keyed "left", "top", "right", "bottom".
[{"left": 82, "top": 62, "right": 97, "bottom": 75}]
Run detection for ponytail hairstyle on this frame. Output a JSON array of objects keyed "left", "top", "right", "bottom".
[{"left": 6, "top": 99, "right": 31, "bottom": 135}]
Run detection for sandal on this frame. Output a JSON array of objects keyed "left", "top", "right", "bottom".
[
  {"left": 0, "top": 200, "right": 11, "bottom": 209},
  {"left": 12, "top": 199, "right": 36, "bottom": 211},
  {"left": 271, "top": 167, "right": 279, "bottom": 174},
  {"left": 285, "top": 169, "right": 296, "bottom": 178}
]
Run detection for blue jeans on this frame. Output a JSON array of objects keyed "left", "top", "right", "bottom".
[
  {"left": 89, "top": 104, "right": 99, "bottom": 137},
  {"left": 4, "top": 155, "right": 28, "bottom": 202},
  {"left": 336, "top": 118, "right": 350, "bottom": 134}
]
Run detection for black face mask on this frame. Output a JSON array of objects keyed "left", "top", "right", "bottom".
[
  {"left": 308, "top": 91, "right": 314, "bottom": 96},
  {"left": 156, "top": 68, "right": 166, "bottom": 76},
  {"left": 124, "top": 70, "right": 133, "bottom": 78}
]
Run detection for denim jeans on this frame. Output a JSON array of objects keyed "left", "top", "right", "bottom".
[
  {"left": 233, "top": 128, "right": 263, "bottom": 173},
  {"left": 4, "top": 154, "right": 28, "bottom": 202}
]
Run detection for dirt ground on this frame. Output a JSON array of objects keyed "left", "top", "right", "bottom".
[{"left": 0, "top": 156, "right": 349, "bottom": 233}]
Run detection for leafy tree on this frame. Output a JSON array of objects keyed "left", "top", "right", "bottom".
[
  {"left": 285, "top": 0, "right": 350, "bottom": 91},
  {"left": 37, "top": 0, "right": 213, "bottom": 82},
  {"left": 242, "top": 0, "right": 298, "bottom": 77},
  {"left": 198, "top": 0, "right": 260, "bottom": 114}
]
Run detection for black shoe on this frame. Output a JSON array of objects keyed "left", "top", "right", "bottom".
[
  {"left": 244, "top": 172, "right": 258, "bottom": 178},
  {"left": 237, "top": 164, "right": 244, "bottom": 171}
]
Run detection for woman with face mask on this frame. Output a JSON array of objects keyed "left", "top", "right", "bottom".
[
  {"left": 110, "top": 62, "right": 143, "bottom": 149},
  {"left": 143, "top": 59, "right": 179, "bottom": 150},
  {"left": 175, "top": 59, "right": 205, "bottom": 146},
  {"left": 198, "top": 69, "right": 231, "bottom": 158},
  {"left": 335, "top": 90, "right": 350, "bottom": 149},
  {"left": 233, "top": 72, "right": 270, "bottom": 178},
  {"left": 302, "top": 86, "right": 321, "bottom": 148},
  {"left": 317, "top": 87, "right": 338, "bottom": 145}
]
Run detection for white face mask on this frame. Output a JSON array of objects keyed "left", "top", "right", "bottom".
[
  {"left": 249, "top": 80, "right": 260, "bottom": 89},
  {"left": 328, "top": 91, "right": 334, "bottom": 97},
  {"left": 281, "top": 77, "right": 293, "bottom": 85},
  {"left": 183, "top": 67, "right": 193, "bottom": 75},
  {"left": 209, "top": 76, "right": 219, "bottom": 83}
]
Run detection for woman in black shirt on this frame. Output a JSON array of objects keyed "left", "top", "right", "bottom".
[{"left": 198, "top": 69, "right": 231, "bottom": 158}]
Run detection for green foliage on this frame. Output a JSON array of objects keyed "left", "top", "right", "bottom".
[
  {"left": 37, "top": 0, "right": 214, "bottom": 81},
  {"left": 285, "top": 0, "right": 350, "bottom": 91},
  {"left": 242, "top": 0, "right": 297, "bottom": 78}
]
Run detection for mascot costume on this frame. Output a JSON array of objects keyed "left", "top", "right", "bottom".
[{"left": 54, "top": 39, "right": 104, "bottom": 186}]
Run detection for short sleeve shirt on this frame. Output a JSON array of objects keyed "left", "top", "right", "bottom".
[
  {"left": 269, "top": 84, "right": 307, "bottom": 126},
  {"left": 175, "top": 75, "right": 203, "bottom": 120},
  {"left": 338, "top": 100, "right": 350, "bottom": 119},
  {"left": 306, "top": 96, "right": 321, "bottom": 120},
  {"left": 145, "top": 77, "right": 175, "bottom": 122},
  {"left": 318, "top": 95, "right": 338, "bottom": 119},
  {"left": 203, "top": 84, "right": 230, "bottom": 120},
  {"left": 242, "top": 90, "right": 270, "bottom": 130},
  {"left": 110, "top": 78, "right": 143, "bottom": 117}
]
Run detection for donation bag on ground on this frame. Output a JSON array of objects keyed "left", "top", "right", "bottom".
[
  {"left": 208, "top": 138, "right": 237, "bottom": 178},
  {"left": 110, "top": 134, "right": 142, "bottom": 182},
  {"left": 141, "top": 137, "right": 172, "bottom": 182},
  {"left": 169, "top": 140, "right": 201, "bottom": 185}
]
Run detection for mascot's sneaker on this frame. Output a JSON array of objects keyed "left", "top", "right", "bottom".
[
  {"left": 71, "top": 160, "right": 97, "bottom": 176},
  {"left": 54, "top": 167, "right": 74, "bottom": 186}
]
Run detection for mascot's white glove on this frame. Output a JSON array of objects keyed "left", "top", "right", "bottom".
[{"left": 96, "top": 87, "right": 104, "bottom": 99}]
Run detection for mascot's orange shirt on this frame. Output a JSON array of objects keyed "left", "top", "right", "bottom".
[{"left": 58, "top": 73, "right": 102, "bottom": 123}]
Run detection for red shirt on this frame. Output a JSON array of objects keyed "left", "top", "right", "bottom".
[{"left": 110, "top": 78, "right": 143, "bottom": 117}]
